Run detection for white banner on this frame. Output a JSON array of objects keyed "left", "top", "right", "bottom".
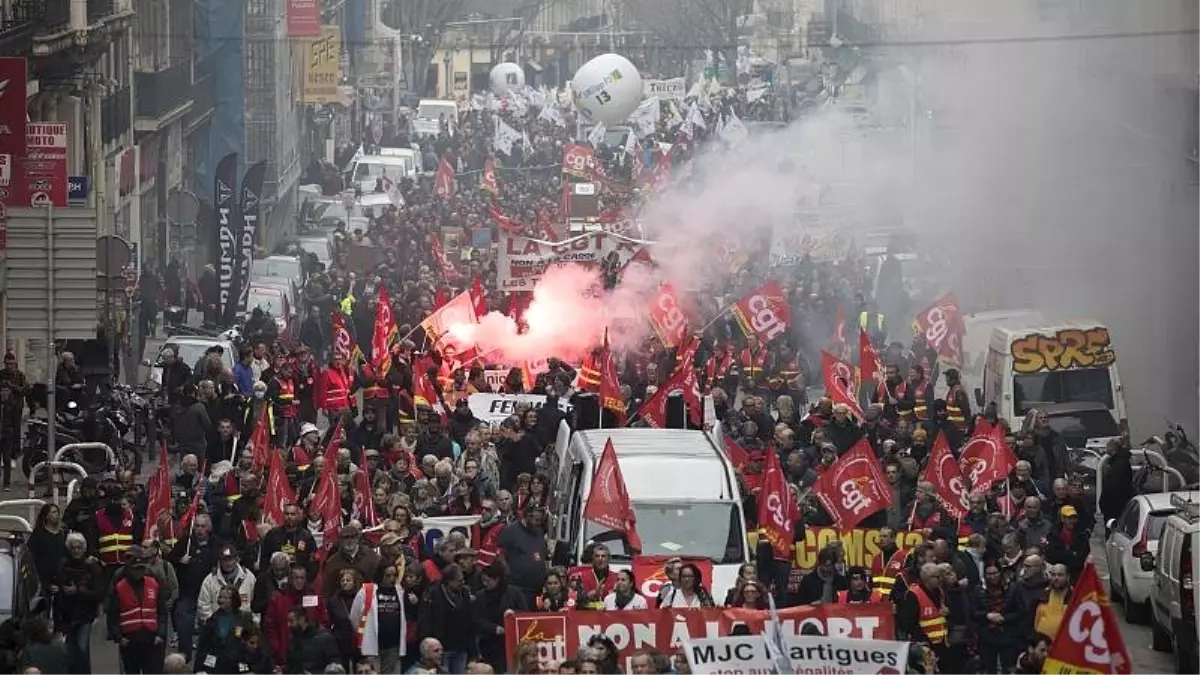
[
  {"left": 468, "top": 393, "right": 573, "bottom": 425},
  {"left": 496, "top": 231, "right": 652, "bottom": 291},
  {"left": 769, "top": 226, "right": 851, "bottom": 266},
  {"left": 419, "top": 515, "right": 481, "bottom": 554},
  {"left": 644, "top": 77, "right": 686, "bottom": 101},
  {"left": 683, "top": 634, "right": 909, "bottom": 675}
]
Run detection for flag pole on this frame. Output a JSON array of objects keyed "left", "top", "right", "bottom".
[{"left": 698, "top": 302, "right": 735, "bottom": 333}]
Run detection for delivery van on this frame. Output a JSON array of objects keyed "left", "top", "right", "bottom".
[
  {"left": 1149, "top": 493, "right": 1199, "bottom": 673},
  {"left": 549, "top": 423, "right": 749, "bottom": 601},
  {"left": 979, "top": 320, "right": 1128, "bottom": 445}
]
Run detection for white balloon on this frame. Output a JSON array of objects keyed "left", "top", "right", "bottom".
[
  {"left": 489, "top": 63, "right": 525, "bottom": 96},
  {"left": 570, "top": 53, "right": 643, "bottom": 125}
]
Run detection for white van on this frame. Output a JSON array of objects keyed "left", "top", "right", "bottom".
[
  {"left": 347, "top": 152, "right": 411, "bottom": 193},
  {"left": 1149, "top": 493, "right": 1199, "bottom": 673},
  {"left": 550, "top": 423, "right": 749, "bottom": 601},
  {"left": 960, "top": 310, "right": 1046, "bottom": 399},
  {"left": 979, "top": 320, "right": 1128, "bottom": 443},
  {"left": 413, "top": 99, "right": 458, "bottom": 137}
]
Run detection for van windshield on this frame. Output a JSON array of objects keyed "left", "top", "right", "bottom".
[
  {"left": 584, "top": 502, "right": 745, "bottom": 563},
  {"left": 1013, "top": 368, "right": 1115, "bottom": 414}
]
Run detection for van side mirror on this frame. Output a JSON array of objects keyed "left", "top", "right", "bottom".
[
  {"left": 551, "top": 540, "right": 572, "bottom": 568},
  {"left": 973, "top": 388, "right": 984, "bottom": 408}
]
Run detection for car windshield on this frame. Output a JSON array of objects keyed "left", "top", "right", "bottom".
[
  {"left": 299, "top": 239, "right": 330, "bottom": 261},
  {"left": 1147, "top": 511, "right": 1174, "bottom": 541},
  {"left": 583, "top": 502, "right": 745, "bottom": 563},
  {"left": 1013, "top": 368, "right": 1115, "bottom": 414},
  {"left": 1045, "top": 410, "right": 1122, "bottom": 446},
  {"left": 353, "top": 162, "right": 408, "bottom": 182},
  {"left": 314, "top": 202, "right": 347, "bottom": 222},
  {"left": 246, "top": 290, "right": 282, "bottom": 317},
  {"left": 161, "top": 342, "right": 229, "bottom": 369},
  {"left": 251, "top": 258, "right": 301, "bottom": 280}
]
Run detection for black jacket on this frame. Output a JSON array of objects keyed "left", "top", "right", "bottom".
[
  {"left": 418, "top": 582, "right": 477, "bottom": 654},
  {"left": 473, "top": 581, "right": 527, "bottom": 671},
  {"left": 194, "top": 610, "right": 258, "bottom": 674},
  {"left": 285, "top": 624, "right": 341, "bottom": 675},
  {"left": 1099, "top": 450, "right": 1135, "bottom": 521},
  {"left": 52, "top": 556, "right": 104, "bottom": 628},
  {"left": 794, "top": 571, "right": 848, "bottom": 605}
]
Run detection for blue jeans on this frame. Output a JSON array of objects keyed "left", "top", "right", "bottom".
[
  {"left": 173, "top": 595, "right": 197, "bottom": 662},
  {"left": 65, "top": 621, "right": 92, "bottom": 674},
  {"left": 442, "top": 650, "right": 468, "bottom": 674}
]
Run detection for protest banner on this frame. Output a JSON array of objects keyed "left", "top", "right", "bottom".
[
  {"left": 683, "top": 633, "right": 909, "bottom": 675},
  {"left": 747, "top": 526, "right": 926, "bottom": 572},
  {"left": 496, "top": 231, "right": 652, "bottom": 291},
  {"left": 467, "top": 393, "right": 573, "bottom": 425},
  {"left": 418, "top": 515, "right": 481, "bottom": 556},
  {"left": 504, "top": 604, "right": 894, "bottom": 673}
]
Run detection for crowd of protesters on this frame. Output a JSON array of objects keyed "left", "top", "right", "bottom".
[{"left": 0, "top": 75, "right": 1128, "bottom": 675}]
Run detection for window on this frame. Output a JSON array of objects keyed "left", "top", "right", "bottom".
[
  {"left": 1146, "top": 511, "right": 1174, "bottom": 542},
  {"left": 1118, "top": 501, "right": 1140, "bottom": 538},
  {"left": 583, "top": 502, "right": 745, "bottom": 563},
  {"left": 1013, "top": 368, "right": 1115, "bottom": 414}
]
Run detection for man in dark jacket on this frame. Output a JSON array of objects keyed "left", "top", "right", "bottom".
[
  {"left": 1044, "top": 506, "right": 1091, "bottom": 578},
  {"left": 1099, "top": 438, "right": 1134, "bottom": 535},
  {"left": 794, "top": 547, "right": 848, "bottom": 605},
  {"left": 54, "top": 532, "right": 104, "bottom": 674},
  {"left": 285, "top": 606, "right": 341, "bottom": 674},
  {"left": 175, "top": 381, "right": 214, "bottom": 457},
  {"left": 418, "top": 564, "right": 476, "bottom": 673},
  {"left": 495, "top": 507, "right": 549, "bottom": 602}
]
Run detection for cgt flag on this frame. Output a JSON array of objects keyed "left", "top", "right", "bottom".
[
  {"left": 821, "top": 351, "right": 863, "bottom": 418},
  {"left": 921, "top": 432, "right": 969, "bottom": 520},
  {"left": 582, "top": 438, "right": 642, "bottom": 553},
  {"left": 1043, "top": 561, "right": 1131, "bottom": 674},
  {"left": 646, "top": 283, "right": 690, "bottom": 349},
  {"left": 212, "top": 153, "right": 239, "bottom": 326},
  {"left": 811, "top": 439, "right": 893, "bottom": 531},
  {"left": 372, "top": 286, "right": 399, "bottom": 378},
  {"left": 730, "top": 280, "right": 791, "bottom": 345},
  {"left": 959, "top": 419, "right": 1017, "bottom": 491},
  {"left": 758, "top": 450, "right": 798, "bottom": 562},
  {"left": 434, "top": 155, "right": 456, "bottom": 197}
]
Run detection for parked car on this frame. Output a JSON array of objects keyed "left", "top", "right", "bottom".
[
  {"left": 1149, "top": 493, "right": 1199, "bottom": 673},
  {"left": 1106, "top": 491, "right": 1199, "bottom": 624},
  {"left": 251, "top": 255, "right": 305, "bottom": 285},
  {"left": 150, "top": 336, "right": 236, "bottom": 386},
  {"left": 245, "top": 285, "right": 292, "bottom": 340}
]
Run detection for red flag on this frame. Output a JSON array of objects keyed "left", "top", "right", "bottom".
[
  {"left": 859, "top": 329, "right": 882, "bottom": 387},
  {"left": 599, "top": 331, "right": 626, "bottom": 424},
  {"left": 647, "top": 148, "right": 672, "bottom": 192},
  {"left": 248, "top": 404, "right": 271, "bottom": 475},
  {"left": 646, "top": 283, "right": 690, "bottom": 349},
  {"left": 1044, "top": 561, "right": 1132, "bottom": 674},
  {"left": 144, "top": 443, "right": 171, "bottom": 542},
  {"left": 758, "top": 450, "right": 799, "bottom": 561},
  {"left": 913, "top": 292, "right": 966, "bottom": 368},
  {"left": 310, "top": 422, "right": 343, "bottom": 552},
  {"left": 488, "top": 202, "right": 521, "bottom": 234},
  {"left": 811, "top": 439, "right": 892, "bottom": 531},
  {"left": 434, "top": 155, "right": 456, "bottom": 197},
  {"left": 262, "top": 447, "right": 297, "bottom": 528},
  {"left": 412, "top": 366, "right": 441, "bottom": 410},
  {"left": 833, "top": 304, "right": 847, "bottom": 347},
  {"left": 730, "top": 280, "right": 791, "bottom": 344},
  {"left": 331, "top": 311, "right": 362, "bottom": 368},
  {"left": 578, "top": 348, "right": 602, "bottom": 394},
  {"left": 420, "top": 289, "right": 478, "bottom": 359},
  {"left": 178, "top": 461, "right": 207, "bottom": 535},
  {"left": 427, "top": 232, "right": 458, "bottom": 280},
  {"left": 959, "top": 422, "right": 1018, "bottom": 491},
  {"left": 352, "top": 469, "right": 378, "bottom": 527},
  {"left": 481, "top": 156, "right": 499, "bottom": 194},
  {"left": 372, "top": 286, "right": 399, "bottom": 377},
  {"left": 636, "top": 359, "right": 701, "bottom": 428},
  {"left": 433, "top": 288, "right": 448, "bottom": 310},
  {"left": 820, "top": 351, "right": 863, "bottom": 418},
  {"left": 921, "top": 432, "right": 970, "bottom": 520},
  {"left": 507, "top": 292, "right": 530, "bottom": 332},
  {"left": 535, "top": 207, "right": 559, "bottom": 242},
  {"left": 721, "top": 434, "right": 750, "bottom": 472},
  {"left": 582, "top": 439, "right": 642, "bottom": 553},
  {"left": 561, "top": 143, "right": 595, "bottom": 179},
  {"left": 470, "top": 276, "right": 488, "bottom": 318}
]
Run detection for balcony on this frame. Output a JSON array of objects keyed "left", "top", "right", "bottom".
[
  {"left": 134, "top": 61, "right": 194, "bottom": 131},
  {"left": 34, "top": 0, "right": 132, "bottom": 57},
  {"left": 182, "top": 57, "right": 215, "bottom": 135},
  {"left": 0, "top": 0, "right": 39, "bottom": 56},
  {"left": 101, "top": 87, "right": 130, "bottom": 145}
]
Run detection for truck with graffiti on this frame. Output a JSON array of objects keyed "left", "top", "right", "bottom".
[{"left": 979, "top": 321, "right": 1128, "bottom": 448}]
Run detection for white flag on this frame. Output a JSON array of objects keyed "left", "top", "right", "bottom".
[
  {"left": 538, "top": 105, "right": 565, "bottom": 127},
  {"left": 628, "top": 97, "right": 660, "bottom": 137},
  {"left": 493, "top": 118, "right": 522, "bottom": 155},
  {"left": 719, "top": 112, "right": 748, "bottom": 144},
  {"left": 587, "top": 121, "right": 607, "bottom": 147},
  {"left": 666, "top": 100, "right": 684, "bottom": 127},
  {"left": 746, "top": 84, "right": 770, "bottom": 103},
  {"left": 689, "top": 104, "right": 707, "bottom": 129},
  {"left": 381, "top": 173, "right": 404, "bottom": 207}
]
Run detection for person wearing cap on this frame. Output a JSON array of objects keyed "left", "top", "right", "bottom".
[
  {"left": 323, "top": 524, "right": 382, "bottom": 593},
  {"left": 1043, "top": 504, "right": 1090, "bottom": 578},
  {"left": 837, "top": 566, "right": 886, "bottom": 604},
  {"left": 290, "top": 422, "right": 322, "bottom": 472},
  {"left": 198, "top": 544, "right": 257, "bottom": 624},
  {"left": 105, "top": 545, "right": 169, "bottom": 673}
]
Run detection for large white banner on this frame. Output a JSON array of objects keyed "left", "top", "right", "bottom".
[
  {"left": 683, "top": 634, "right": 909, "bottom": 675},
  {"left": 468, "top": 393, "right": 573, "bottom": 425},
  {"left": 644, "top": 77, "right": 686, "bottom": 101},
  {"left": 769, "top": 226, "right": 851, "bottom": 267},
  {"left": 496, "top": 231, "right": 651, "bottom": 291}
]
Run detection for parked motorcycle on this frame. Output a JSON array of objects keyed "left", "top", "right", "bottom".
[{"left": 23, "top": 392, "right": 143, "bottom": 479}]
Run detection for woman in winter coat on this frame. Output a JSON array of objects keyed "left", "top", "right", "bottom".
[
  {"left": 472, "top": 562, "right": 528, "bottom": 673},
  {"left": 194, "top": 585, "right": 259, "bottom": 674},
  {"left": 327, "top": 567, "right": 363, "bottom": 669}
]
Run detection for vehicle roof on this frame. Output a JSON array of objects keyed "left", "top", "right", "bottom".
[
  {"left": 164, "top": 335, "right": 232, "bottom": 346},
  {"left": 247, "top": 285, "right": 285, "bottom": 296},
  {"left": 992, "top": 319, "right": 1108, "bottom": 340},
  {"left": 1140, "top": 490, "right": 1200, "bottom": 510},
  {"left": 354, "top": 155, "right": 411, "bottom": 166},
  {"left": 262, "top": 255, "right": 301, "bottom": 264},
  {"left": 964, "top": 309, "right": 1045, "bottom": 322},
  {"left": 574, "top": 429, "right": 736, "bottom": 502}
]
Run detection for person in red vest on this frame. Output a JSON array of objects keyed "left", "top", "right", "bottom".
[
  {"left": 838, "top": 566, "right": 887, "bottom": 604},
  {"left": 906, "top": 364, "right": 935, "bottom": 423},
  {"left": 570, "top": 543, "right": 619, "bottom": 610},
  {"left": 105, "top": 545, "right": 168, "bottom": 674},
  {"left": 265, "top": 354, "right": 300, "bottom": 447},
  {"left": 95, "top": 493, "right": 138, "bottom": 572},
  {"left": 739, "top": 334, "right": 767, "bottom": 394},
  {"left": 871, "top": 363, "right": 909, "bottom": 426},
  {"left": 318, "top": 353, "right": 354, "bottom": 426}
]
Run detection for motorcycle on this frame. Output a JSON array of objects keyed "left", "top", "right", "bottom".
[{"left": 23, "top": 394, "right": 144, "bottom": 479}]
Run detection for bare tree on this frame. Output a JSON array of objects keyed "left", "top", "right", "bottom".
[
  {"left": 621, "top": 0, "right": 751, "bottom": 79},
  {"left": 383, "top": 0, "right": 469, "bottom": 94}
]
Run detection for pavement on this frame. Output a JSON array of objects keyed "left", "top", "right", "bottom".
[{"left": 1090, "top": 529, "right": 1176, "bottom": 672}]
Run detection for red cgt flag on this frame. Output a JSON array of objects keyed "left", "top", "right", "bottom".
[
  {"left": 730, "top": 280, "right": 791, "bottom": 345},
  {"left": 599, "top": 331, "right": 627, "bottom": 424},
  {"left": 646, "top": 283, "right": 690, "bottom": 349},
  {"left": 722, "top": 434, "right": 750, "bottom": 472},
  {"left": 637, "top": 354, "right": 703, "bottom": 428},
  {"left": 921, "top": 432, "right": 970, "bottom": 520},
  {"left": 310, "top": 422, "right": 344, "bottom": 554},
  {"left": 470, "top": 276, "right": 488, "bottom": 318},
  {"left": 144, "top": 443, "right": 172, "bottom": 542},
  {"left": 488, "top": 202, "right": 521, "bottom": 234},
  {"left": 352, "top": 469, "right": 378, "bottom": 527},
  {"left": 859, "top": 329, "right": 882, "bottom": 387},
  {"left": 434, "top": 155, "right": 456, "bottom": 197},
  {"left": 758, "top": 450, "right": 799, "bottom": 561},
  {"left": 262, "top": 446, "right": 296, "bottom": 528},
  {"left": 372, "top": 286, "right": 399, "bottom": 378},
  {"left": 821, "top": 351, "right": 863, "bottom": 418},
  {"left": 959, "top": 421, "right": 1017, "bottom": 491},
  {"left": 811, "top": 439, "right": 892, "bottom": 531},
  {"left": 583, "top": 438, "right": 642, "bottom": 553},
  {"left": 1043, "top": 561, "right": 1132, "bottom": 674},
  {"left": 913, "top": 292, "right": 966, "bottom": 368},
  {"left": 247, "top": 404, "right": 272, "bottom": 475}
]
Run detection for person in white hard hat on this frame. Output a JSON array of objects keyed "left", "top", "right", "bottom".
[{"left": 288, "top": 422, "right": 322, "bottom": 472}]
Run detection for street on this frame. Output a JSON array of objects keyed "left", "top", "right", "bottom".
[{"left": 1090, "top": 531, "right": 1176, "bottom": 673}]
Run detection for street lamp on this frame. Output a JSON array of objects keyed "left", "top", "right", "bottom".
[{"left": 443, "top": 51, "right": 452, "bottom": 98}]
